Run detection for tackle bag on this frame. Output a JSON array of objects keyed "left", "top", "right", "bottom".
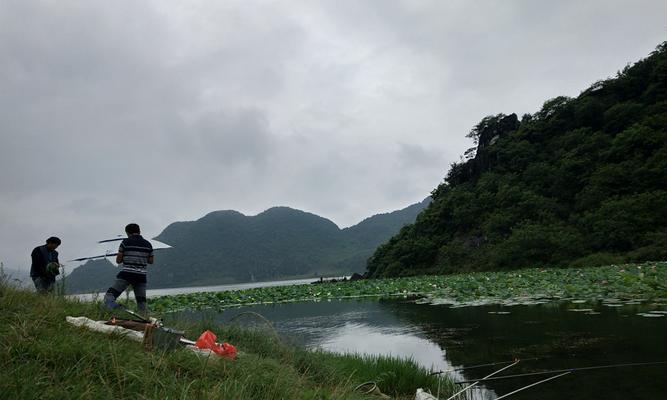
[{"left": 195, "top": 330, "right": 237, "bottom": 359}]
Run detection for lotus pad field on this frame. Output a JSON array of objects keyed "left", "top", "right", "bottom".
[{"left": 149, "top": 262, "right": 667, "bottom": 313}]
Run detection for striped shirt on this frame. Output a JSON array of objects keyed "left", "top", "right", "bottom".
[{"left": 117, "top": 235, "right": 153, "bottom": 283}]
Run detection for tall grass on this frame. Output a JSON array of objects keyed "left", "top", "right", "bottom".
[
  {"left": 0, "top": 283, "right": 459, "bottom": 399},
  {"left": 293, "top": 350, "right": 461, "bottom": 399}
]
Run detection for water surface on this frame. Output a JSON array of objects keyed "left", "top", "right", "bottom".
[{"left": 180, "top": 298, "right": 667, "bottom": 399}]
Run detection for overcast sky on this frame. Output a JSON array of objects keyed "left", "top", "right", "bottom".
[{"left": 1, "top": 0, "right": 666, "bottom": 271}]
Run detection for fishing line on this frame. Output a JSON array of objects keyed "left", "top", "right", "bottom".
[
  {"left": 445, "top": 360, "right": 520, "bottom": 400},
  {"left": 431, "top": 357, "right": 540, "bottom": 375},
  {"left": 494, "top": 371, "right": 571, "bottom": 400},
  {"left": 455, "top": 360, "right": 667, "bottom": 385}
]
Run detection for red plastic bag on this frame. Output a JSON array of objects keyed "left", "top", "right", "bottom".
[{"left": 195, "top": 330, "right": 237, "bottom": 359}]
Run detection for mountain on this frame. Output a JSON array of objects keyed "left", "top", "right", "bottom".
[
  {"left": 344, "top": 198, "right": 432, "bottom": 246},
  {"left": 66, "top": 199, "right": 430, "bottom": 293},
  {"left": 367, "top": 42, "right": 667, "bottom": 278},
  {"left": 0, "top": 265, "right": 31, "bottom": 287},
  {"left": 333, "top": 198, "right": 432, "bottom": 271},
  {"left": 150, "top": 207, "right": 345, "bottom": 288},
  {"left": 64, "top": 259, "right": 117, "bottom": 294}
]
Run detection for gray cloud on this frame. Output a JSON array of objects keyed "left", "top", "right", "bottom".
[{"left": 1, "top": 0, "right": 666, "bottom": 270}]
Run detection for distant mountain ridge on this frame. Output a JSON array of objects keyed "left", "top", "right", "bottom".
[
  {"left": 1, "top": 266, "right": 30, "bottom": 287},
  {"left": 66, "top": 198, "right": 430, "bottom": 293}
]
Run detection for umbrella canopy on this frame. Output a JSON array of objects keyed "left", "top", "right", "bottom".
[{"left": 70, "top": 236, "right": 172, "bottom": 262}]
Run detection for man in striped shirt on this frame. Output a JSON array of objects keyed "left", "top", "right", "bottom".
[{"left": 104, "top": 223, "right": 154, "bottom": 313}]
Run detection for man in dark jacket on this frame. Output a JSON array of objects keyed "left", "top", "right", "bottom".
[
  {"left": 104, "top": 223, "right": 154, "bottom": 313},
  {"left": 31, "top": 236, "right": 61, "bottom": 293}
]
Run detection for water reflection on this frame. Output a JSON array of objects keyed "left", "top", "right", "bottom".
[
  {"left": 318, "top": 322, "right": 449, "bottom": 371},
  {"left": 379, "top": 299, "right": 667, "bottom": 400}
]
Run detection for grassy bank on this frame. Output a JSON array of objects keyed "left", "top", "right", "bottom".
[
  {"left": 0, "top": 283, "right": 457, "bottom": 400},
  {"left": 149, "top": 262, "right": 667, "bottom": 312}
]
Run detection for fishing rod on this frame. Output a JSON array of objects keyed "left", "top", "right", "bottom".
[
  {"left": 431, "top": 358, "right": 539, "bottom": 375},
  {"left": 494, "top": 371, "right": 571, "bottom": 400},
  {"left": 118, "top": 305, "right": 151, "bottom": 324},
  {"left": 445, "top": 360, "right": 520, "bottom": 400},
  {"left": 455, "top": 360, "right": 667, "bottom": 385}
]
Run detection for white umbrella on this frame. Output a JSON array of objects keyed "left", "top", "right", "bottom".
[{"left": 69, "top": 236, "right": 172, "bottom": 262}]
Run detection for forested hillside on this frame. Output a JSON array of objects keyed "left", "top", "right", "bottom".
[
  {"left": 66, "top": 199, "right": 429, "bottom": 293},
  {"left": 368, "top": 42, "right": 667, "bottom": 277},
  {"left": 151, "top": 207, "right": 343, "bottom": 287}
]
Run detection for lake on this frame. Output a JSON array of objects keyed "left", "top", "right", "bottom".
[{"left": 177, "top": 297, "right": 667, "bottom": 400}]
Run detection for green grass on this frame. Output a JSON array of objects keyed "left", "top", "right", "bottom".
[
  {"left": 0, "top": 281, "right": 457, "bottom": 400},
  {"left": 149, "top": 262, "right": 667, "bottom": 312}
]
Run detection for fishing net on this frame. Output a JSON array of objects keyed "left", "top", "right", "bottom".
[{"left": 226, "top": 311, "right": 281, "bottom": 342}]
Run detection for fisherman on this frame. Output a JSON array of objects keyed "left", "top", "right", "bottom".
[
  {"left": 104, "top": 223, "right": 154, "bottom": 313},
  {"left": 30, "top": 236, "right": 62, "bottom": 293}
]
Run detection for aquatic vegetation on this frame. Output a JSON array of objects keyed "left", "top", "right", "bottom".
[
  {"left": 637, "top": 313, "right": 664, "bottom": 318},
  {"left": 149, "top": 262, "right": 667, "bottom": 313}
]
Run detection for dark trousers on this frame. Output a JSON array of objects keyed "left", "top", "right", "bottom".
[
  {"left": 105, "top": 278, "right": 147, "bottom": 312},
  {"left": 32, "top": 276, "right": 55, "bottom": 293}
]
